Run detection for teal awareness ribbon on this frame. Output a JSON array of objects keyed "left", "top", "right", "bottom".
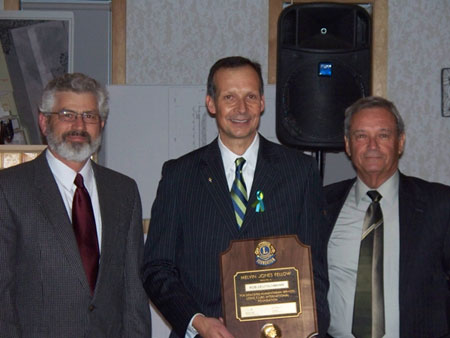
[{"left": 255, "top": 190, "right": 265, "bottom": 212}]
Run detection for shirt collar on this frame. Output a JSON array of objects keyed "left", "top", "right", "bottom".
[
  {"left": 46, "top": 149, "right": 94, "bottom": 192},
  {"left": 355, "top": 170, "right": 399, "bottom": 207},
  {"left": 218, "top": 133, "right": 260, "bottom": 172}
]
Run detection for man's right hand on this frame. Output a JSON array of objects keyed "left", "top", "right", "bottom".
[{"left": 192, "top": 315, "right": 234, "bottom": 338}]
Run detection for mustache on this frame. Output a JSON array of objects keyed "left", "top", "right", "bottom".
[{"left": 62, "top": 130, "right": 91, "bottom": 142}]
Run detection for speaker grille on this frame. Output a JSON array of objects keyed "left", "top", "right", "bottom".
[
  {"left": 281, "top": 59, "right": 367, "bottom": 147},
  {"left": 279, "top": 3, "right": 370, "bottom": 52},
  {"left": 276, "top": 3, "right": 371, "bottom": 150}
]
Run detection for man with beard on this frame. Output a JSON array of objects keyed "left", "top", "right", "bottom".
[{"left": 0, "top": 73, "right": 151, "bottom": 337}]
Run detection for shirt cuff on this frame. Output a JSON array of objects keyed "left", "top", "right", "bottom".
[{"left": 185, "top": 313, "right": 204, "bottom": 338}]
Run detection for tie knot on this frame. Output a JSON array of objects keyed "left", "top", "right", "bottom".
[
  {"left": 235, "top": 157, "right": 246, "bottom": 170},
  {"left": 74, "top": 173, "right": 85, "bottom": 189},
  {"left": 367, "top": 190, "right": 382, "bottom": 203}
]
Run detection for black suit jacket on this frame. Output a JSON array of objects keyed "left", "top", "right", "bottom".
[
  {"left": 324, "top": 173, "right": 450, "bottom": 338},
  {"left": 0, "top": 152, "right": 151, "bottom": 337},
  {"left": 143, "top": 136, "right": 330, "bottom": 337}
]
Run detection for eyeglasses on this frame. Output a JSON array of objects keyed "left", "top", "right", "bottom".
[{"left": 44, "top": 110, "right": 101, "bottom": 124}]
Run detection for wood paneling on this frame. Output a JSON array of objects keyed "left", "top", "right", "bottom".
[
  {"left": 111, "top": 0, "right": 127, "bottom": 84},
  {"left": 4, "top": 0, "right": 20, "bottom": 10}
]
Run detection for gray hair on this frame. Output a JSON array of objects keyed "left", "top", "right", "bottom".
[
  {"left": 344, "top": 96, "right": 405, "bottom": 137},
  {"left": 39, "top": 72, "right": 109, "bottom": 120}
]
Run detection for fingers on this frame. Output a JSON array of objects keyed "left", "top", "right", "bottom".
[{"left": 193, "top": 316, "right": 234, "bottom": 338}]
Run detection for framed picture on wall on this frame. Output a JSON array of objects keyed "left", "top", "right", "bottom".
[{"left": 0, "top": 10, "right": 74, "bottom": 144}]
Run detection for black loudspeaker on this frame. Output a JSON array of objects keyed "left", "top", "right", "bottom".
[{"left": 276, "top": 3, "right": 371, "bottom": 150}]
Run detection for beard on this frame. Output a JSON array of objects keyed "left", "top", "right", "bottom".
[{"left": 46, "top": 127, "right": 102, "bottom": 163}]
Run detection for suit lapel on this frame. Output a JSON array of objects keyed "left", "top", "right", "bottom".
[
  {"left": 241, "top": 137, "right": 279, "bottom": 230},
  {"left": 32, "top": 153, "right": 90, "bottom": 292},
  {"left": 199, "top": 140, "right": 239, "bottom": 236},
  {"left": 92, "top": 163, "right": 120, "bottom": 286},
  {"left": 324, "top": 179, "right": 355, "bottom": 236},
  {"left": 398, "top": 174, "right": 426, "bottom": 308}
]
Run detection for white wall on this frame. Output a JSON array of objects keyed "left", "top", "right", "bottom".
[
  {"left": 388, "top": 0, "right": 450, "bottom": 184},
  {"left": 126, "top": 0, "right": 268, "bottom": 85}
]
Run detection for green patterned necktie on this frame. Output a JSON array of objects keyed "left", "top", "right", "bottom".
[
  {"left": 230, "top": 157, "right": 248, "bottom": 228},
  {"left": 352, "top": 190, "right": 385, "bottom": 338}
]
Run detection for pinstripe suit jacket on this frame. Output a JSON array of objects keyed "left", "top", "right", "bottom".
[
  {"left": 143, "top": 136, "right": 330, "bottom": 337},
  {"left": 324, "top": 173, "right": 450, "bottom": 338},
  {"left": 0, "top": 152, "right": 151, "bottom": 338}
]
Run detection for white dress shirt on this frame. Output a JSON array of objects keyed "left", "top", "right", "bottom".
[
  {"left": 185, "top": 134, "right": 260, "bottom": 338},
  {"left": 327, "top": 172, "right": 400, "bottom": 338},
  {"left": 219, "top": 133, "right": 259, "bottom": 193},
  {"left": 46, "top": 149, "right": 102, "bottom": 251}
]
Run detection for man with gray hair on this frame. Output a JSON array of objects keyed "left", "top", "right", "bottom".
[
  {"left": 325, "top": 96, "right": 450, "bottom": 337},
  {"left": 0, "top": 73, "right": 151, "bottom": 337}
]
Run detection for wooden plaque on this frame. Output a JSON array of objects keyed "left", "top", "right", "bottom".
[{"left": 220, "top": 235, "right": 317, "bottom": 338}]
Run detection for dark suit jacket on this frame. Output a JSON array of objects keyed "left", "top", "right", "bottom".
[
  {"left": 324, "top": 173, "right": 450, "bottom": 338},
  {"left": 0, "top": 152, "right": 151, "bottom": 338},
  {"left": 143, "top": 136, "right": 330, "bottom": 337}
]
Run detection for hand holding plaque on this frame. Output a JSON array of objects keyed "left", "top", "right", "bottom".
[{"left": 220, "top": 235, "right": 318, "bottom": 338}]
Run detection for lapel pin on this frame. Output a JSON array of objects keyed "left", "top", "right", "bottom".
[
  {"left": 251, "top": 190, "right": 265, "bottom": 212},
  {"left": 208, "top": 177, "right": 213, "bottom": 183}
]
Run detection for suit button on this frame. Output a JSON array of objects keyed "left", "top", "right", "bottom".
[{"left": 88, "top": 305, "right": 95, "bottom": 312}]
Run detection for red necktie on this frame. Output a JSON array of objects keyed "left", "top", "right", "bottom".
[{"left": 72, "top": 173, "right": 99, "bottom": 294}]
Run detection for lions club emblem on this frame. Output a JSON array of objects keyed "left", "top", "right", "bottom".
[{"left": 255, "top": 241, "right": 276, "bottom": 266}]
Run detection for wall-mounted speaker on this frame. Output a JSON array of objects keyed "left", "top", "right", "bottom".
[{"left": 276, "top": 3, "right": 371, "bottom": 150}]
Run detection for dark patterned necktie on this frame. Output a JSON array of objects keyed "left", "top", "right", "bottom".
[
  {"left": 230, "top": 157, "right": 248, "bottom": 228},
  {"left": 352, "top": 190, "right": 385, "bottom": 338},
  {"left": 72, "top": 173, "right": 99, "bottom": 294}
]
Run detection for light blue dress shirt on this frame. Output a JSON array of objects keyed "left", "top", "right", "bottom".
[{"left": 327, "top": 172, "right": 400, "bottom": 338}]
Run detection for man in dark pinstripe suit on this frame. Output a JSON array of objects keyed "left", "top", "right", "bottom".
[{"left": 143, "top": 56, "right": 330, "bottom": 338}]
